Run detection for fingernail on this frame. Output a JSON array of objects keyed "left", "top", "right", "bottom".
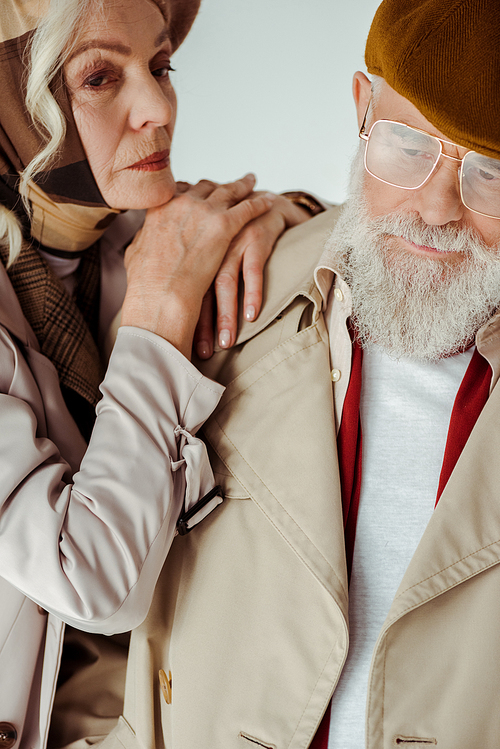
[
  {"left": 264, "top": 192, "right": 276, "bottom": 201},
  {"left": 245, "top": 305, "right": 256, "bottom": 321},
  {"left": 243, "top": 172, "right": 256, "bottom": 180},
  {"left": 196, "top": 340, "right": 211, "bottom": 359},
  {"left": 219, "top": 329, "right": 231, "bottom": 348}
]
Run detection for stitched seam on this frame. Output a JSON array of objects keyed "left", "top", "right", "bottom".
[
  {"left": 394, "top": 538, "right": 500, "bottom": 602},
  {"left": 387, "top": 552, "right": 500, "bottom": 628},
  {"left": 0, "top": 595, "right": 31, "bottom": 658},
  {"left": 181, "top": 376, "right": 223, "bottom": 424},
  {"left": 382, "top": 633, "right": 387, "bottom": 745},
  {"left": 119, "top": 330, "right": 222, "bottom": 393},
  {"left": 211, "top": 417, "right": 347, "bottom": 598},
  {"left": 221, "top": 337, "right": 324, "bottom": 407},
  {"left": 366, "top": 629, "right": 387, "bottom": 747},
  {"left": 399, "top": 0, "right": 465, "bottom": 65},
  {"left": 289, "top": 638, "right": 347, "bottom": 747},
  {"left": 233, "top": 289, "right": 317, "bottom": 350},
  {"left": 229, "top": 312, "right": 320, "bottom": 389}
]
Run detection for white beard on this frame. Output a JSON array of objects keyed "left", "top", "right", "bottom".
[{"left": 323, "top": 148, "right": 500, "bottom": 361}]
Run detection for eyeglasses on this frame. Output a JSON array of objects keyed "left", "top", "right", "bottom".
[{"left": 359, "top": 105, "right": 500, "bottom": 220}]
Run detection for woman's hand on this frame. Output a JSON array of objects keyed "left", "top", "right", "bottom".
[
  {"left": 120, "top": 174, "right": 275, "bottom": 360},
  {"left": 193, "top": 195, "right": 311, "bottom": 359}
]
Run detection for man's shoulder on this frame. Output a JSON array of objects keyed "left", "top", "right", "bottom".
[
  {"left": 266, "top": 203, "right": 342, "bottom": 293},
  {"left": 196, "top": 205, "right": 341, "bottom": 384},
  {"left": 236, "top": 204, "right": 342, "bottom": 344}
]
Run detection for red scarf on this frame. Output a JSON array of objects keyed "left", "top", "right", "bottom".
[{"left": 309, "top": 342, "right": 491, "bottom": 748}]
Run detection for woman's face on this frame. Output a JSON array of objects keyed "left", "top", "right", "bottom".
[{"left": 64, "top": 0, "right": 177, "bottom": 210}]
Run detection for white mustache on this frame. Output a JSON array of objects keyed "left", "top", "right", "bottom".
[{"left": 367, "top": 212, "right": 500, "bottom": 260}]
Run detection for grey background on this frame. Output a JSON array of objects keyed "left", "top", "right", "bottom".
[{"left": 170, "top": 0, "right": 381, "bottom": 204}]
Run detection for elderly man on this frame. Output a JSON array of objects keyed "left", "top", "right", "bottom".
[{"left": 101, "top": 1, "right": 500, "bottom": 747}]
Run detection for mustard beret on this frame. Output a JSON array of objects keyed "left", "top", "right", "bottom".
[{"left": 365, "top": 0, "right": 500, "bottom": 160}]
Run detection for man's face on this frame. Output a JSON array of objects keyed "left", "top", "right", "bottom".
[
  {"left": 353, "top": 73, "right": 500, "bottom": 253},
  {"left": 325, "top": 73, "right": 500, "bottom": 361}
]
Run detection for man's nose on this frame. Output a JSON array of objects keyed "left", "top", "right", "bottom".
[
  {"left": 128, "top": 75, "right": 174, "bottom": 132},
  {"left": 410, "top": 156, "right": 464, "bottom": 225}
]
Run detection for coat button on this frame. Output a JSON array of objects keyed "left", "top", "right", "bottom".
[
  {"left": 159, "top": 669, "right": 172, "bottom": 704},
  {"left": 0, "top": 723, "right": 18, "bottom": 749}
]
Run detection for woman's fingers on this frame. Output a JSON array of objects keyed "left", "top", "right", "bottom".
[
  {"left": 241, "top": 240, "right": 267, "bottom": 324},
  {"left": 211, "top": 195, "right": 313, "bottom": 349},
  {"left": 122, "top": 175, "right": 282, "bottom": 358},
  {"left": 213, "top": 249, "right": 241, "bottom": 350},
  {"left": 206, "top": 173, "right": 256, "bottom": 207},
  {"left": 175, "top": 181, "right": 191, "bottom": 194},
  {"left": 187, "top": 178, "right": 219, "bottom": 199},
  {"left": 213, "top": 209, "right": 280, "bottom": 348},
  {"left": 223, "top": 191, "right": 276, "bottom": 240},
  {"left": 193, "top": 287, "right": 215, "bottom": 359}
]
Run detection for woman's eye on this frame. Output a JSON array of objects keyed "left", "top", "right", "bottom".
[{"left": 85, "top": 73, "right": 112, "bottom": 88}]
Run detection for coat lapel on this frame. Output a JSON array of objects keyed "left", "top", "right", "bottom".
[
  {"left": 200, "top": 206, "right": 348, "bottom": 612},
  {"left": 203, "top": 313, "right": 348, "bottom": 614},
  {"left": 385, "top": 376, "right": 500, "bottom": 623}
]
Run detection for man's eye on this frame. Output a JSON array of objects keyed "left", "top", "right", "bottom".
[
  {"left": 401, "top": 148, "right": 422, "bottom": 157},
  {"left": 479, "top": 168, "right": 496, "bottom": 181},
  {"left": 400, "top": 147, "right": 434, "bottom": 161},
  {"left": 152, "top": 65, "right": 175, "bottom": 78}
]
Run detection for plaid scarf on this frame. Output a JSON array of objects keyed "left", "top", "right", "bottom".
[
  {"left": 0, "top": 239, "right": 103, "bottom": 439},
  {"left": 0, "top": 2, "right": 117, "bottom": 438}
]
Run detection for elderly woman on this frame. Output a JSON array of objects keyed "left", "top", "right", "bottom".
[{"left": 0, "top": 0, "right": 316, "bottom": 747}]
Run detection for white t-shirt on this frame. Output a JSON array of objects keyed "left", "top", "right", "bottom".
[{"left": 328, "top": 343, "right": 473, "bottom": 748}]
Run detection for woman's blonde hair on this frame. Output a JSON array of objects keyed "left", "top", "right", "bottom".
[{"left": 2, "top": 0, "right": 102, "bottom": 266}]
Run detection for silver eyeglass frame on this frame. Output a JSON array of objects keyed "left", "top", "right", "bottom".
[{"left": 358, "top": 101, "right": 500, "bottom": 221}]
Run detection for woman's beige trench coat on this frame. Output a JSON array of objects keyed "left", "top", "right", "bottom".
[
  {"left": 0, "top": 214, "right": 223, "bottom": 749},
  {"left": 104, "top": 209, "right": 500, "bottom": 749}
]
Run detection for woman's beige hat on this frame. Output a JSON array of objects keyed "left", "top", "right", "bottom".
[{"left": 0, "top": 0, "right": 202, "bottom": 252}]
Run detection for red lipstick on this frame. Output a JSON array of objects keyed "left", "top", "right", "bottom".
[{"left": 129, "top": 149, "right": 170, "bottom": 172}]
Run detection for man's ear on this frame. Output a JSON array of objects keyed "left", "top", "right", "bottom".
[{"left": 352, "top": 71, "right": 372, "bottom": 130}]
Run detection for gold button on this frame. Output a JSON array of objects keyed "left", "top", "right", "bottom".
[
  {"left": 331, "top": 368, "right": 341, "bottom": 382},
  {"left": 0, "top": 723, "right": 17, "bottom": 749},
  {"left": 159, "top": 669, "right": 172, "bottom": 705},
  {"left": 334, "top": 288, "right": 343, "bottom": 302}
]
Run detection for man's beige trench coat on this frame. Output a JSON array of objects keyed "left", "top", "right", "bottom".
[{"left": 107, "top": 208, "right": 500, "bottom": 749}]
